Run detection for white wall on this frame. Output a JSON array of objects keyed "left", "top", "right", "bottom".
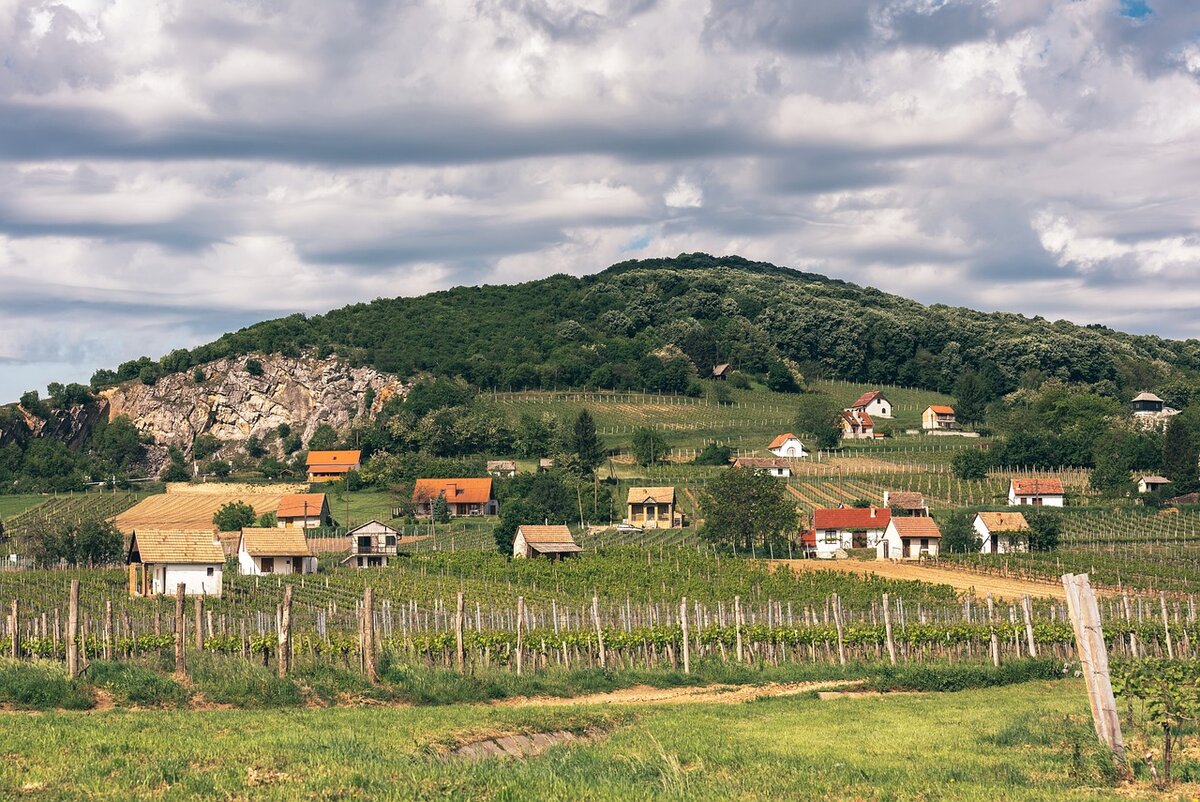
[
  {"left": 150, "top": 563, "right": 223, "bottom": 597},
  {"left": 876, "top": 524, "right": 940, "bottom": 560},
  {"left": 770, "top": 439, "right": 808, "bottom": 458},
  {"left": 812, "top": 527, "right": 885, "bottom": 558},
  {"left": 513, "top": 531, "right": 530, "bottom": 559},
  {"left": 864, "top": 397, "right": 891, "bottom": 419},
  {"left": 238, "top": 546, "right": 317, "bottom": 575},
  {"left": 1007, "top": 489, "right": 1064, "bottom": 507}
]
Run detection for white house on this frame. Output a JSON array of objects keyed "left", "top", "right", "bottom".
[
  {"left": 513, "top": 524, "right": 583, "bottom": 560},
  {"left": 276, "top": 493, "right": 330, "bottom": 529},
  {"left": 732, "top": 457, "right": 792, "bottom": 477},
  {"left": 343, "top": 520, "right": 400, "bottom": 568},
  {"left": 237, "top": 527, "right": 317, "bottom": 575},
  {"left": 921, "top": 405, "right": 957, "bottom": 431},
  {"left": 974, "top": 511, "right": 1029, "bottom": 555},
  {"left": 1138, "top": 475, "right": 1172, "bottom": 494},
  {"left": 127, "top": 529, "right": 224, "bottom": 597},
  {"left": 876, "top": 517, "right": 941, "bottom": 561},
  {"left": 1008, "top": 478, "right": 1065, "bottom": 507},
  {"left": 851, "top": 390, "right": 893, "bottom": 419},
  {"left": 840, "top": 409, "right": 875, "bottom": 440},
  {"left": 805, "top": 507, "right": 891, "bottom": 558},
  {"left": 768, "top": 433, "right": 808, "bottom": 458}
]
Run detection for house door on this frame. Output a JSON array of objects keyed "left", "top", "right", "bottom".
[
  {"left": 852, "top": 531, "right": 867, "bottom": 549},
  {"left": 881, "top": 541, "right": 889, "bottom": 559},
  {"left": 261, "top": 557, "right": 274, "bottom": 574},
  {"left": 293, "top": 557, "right": 303, "bottom": 572},
  {"left": 990, "top": 534, "right": 998, "bottom": 554}
]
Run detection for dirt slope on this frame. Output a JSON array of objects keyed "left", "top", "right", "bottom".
[{"left": 769, "top": 559, "right": 1066, "bottom": 601}]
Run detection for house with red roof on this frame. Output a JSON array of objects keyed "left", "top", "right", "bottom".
[
  {"left": 804, "top": 507, "right": 891, "bottom": 558},
  {"left": 850, "top": 390, "right": 892, "bottom": 419},
  {"left": 412, "top": 478, "right": 498, "bottom": 516},
  {"left": 306, "top": 450, "right": 362, "bottom": 482},
  {"left": 921, "top": 405, "right": 957, "bottom": 431},
  {"left": 840, "top": 409, "right": 875, "bottom": 440},
  {"left": 767, "top": 433, "right": 808, "bottom": 458},
  {"left": 276, "top": 493, "right": 330, "bottom": 528},
  {"left": 1008, "top": 478, "right": 1064, "bottom": 507},
  {"left": 877, "top": 517, "right": 942, "bottom": 560}
]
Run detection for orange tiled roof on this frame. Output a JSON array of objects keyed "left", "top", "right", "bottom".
[
  {"left": 890, "top": 517, "right": 942, "bottom": 538},
  {"left": 277, "top": 493, "right": 328, "bottom": 519},
  {"left": 768, "top": 433, "right": 799, "bottom": 449},
  {"left": 851, "top": 390, "right": 884, "bottom": 408},
  {"left": 305, "top": 450, "right": 361, "bottom": 473},
  {"left": 813, "top": 507, "right": 890, "bottom": 530},
  {"left": 412, "top": 478, "right": 494, "bottom": 505},
  {"left": 927, "top": 405, "right": 955, "bottom": 415},
  {"left": 1011, "top": 478, "right": 1064, "bottom": 496}
]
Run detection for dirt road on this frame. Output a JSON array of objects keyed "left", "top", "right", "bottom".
[
  {"left": 769, "top": 558, "right": 1066, "bottom": 601},
  {"left": 494, "top": 681, "right": 850, "bottom": 708}
]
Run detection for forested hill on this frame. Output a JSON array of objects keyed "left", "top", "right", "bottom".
[{"left": 90, "top": 253, "right": 1200, "bottom": 403}]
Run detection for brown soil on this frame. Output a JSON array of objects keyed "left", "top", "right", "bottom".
[
  {"left": 768, "top": 558, "right": 1066, "bottom": 601},
  {"left": 493, "top": 680, "right": 851, "bottom": 708}
]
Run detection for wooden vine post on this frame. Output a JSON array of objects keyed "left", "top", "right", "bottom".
[
  {"left": 1021, "top": 594, "right": 1037, "bottom": 658},
  {"left": 194, "top": 597, "right": 203, "bottom": 650},
  {"left": 103, "top": 600, "right": 113, "bottom": 661},
  {"left": 986, "top": 594, "right": 1000, "bottom": 668},
  {"left": 832, "top": 594, "right": 847, "bottom": 667},
  {"left": 734, "top": 595, "right": 744, "bottom": 664},
  {"left": 516, "top": 596, "right": 525, "bottom": 676},
  {"left": 881, "top": 593, "right": 896, "bottom": 666},
  {"left": 592, "top": 595, "right": 606, "bottom": 669},
  {"left": 361, "top": 587, "right": 377, "bottom": 682},
  {"left": 680, "top": 596, "right": 691, "bottom": 674},
  {"left": 1062, "top": 573, "right": 1125, "bottom": 761},
  {"left": 278, "top": 584, "right": 293, "bottom": 678},
  {"left": 174, "top": 583, "right": 186, "bottom": 677},
  {"left": 9, "top": 600, "right": 18, "bottom": 660},
  {"left": 1159, "top": 592, "right": 1175, "bottom": 660},
  {"left": 66, "top": 580, "right": 80, "bottom": 678},
  {"left": 455, "top": 591, "right": 465, "bottom": 673}
]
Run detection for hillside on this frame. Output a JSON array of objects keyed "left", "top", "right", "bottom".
[{"left": 89, "top": 253, "right": 1200, "bottom": 403}]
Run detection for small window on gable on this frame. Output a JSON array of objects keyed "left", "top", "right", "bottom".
[{"left": 206, "top": 567, "right": 214, "bottom": 576}]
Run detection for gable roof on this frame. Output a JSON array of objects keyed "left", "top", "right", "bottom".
[
  {"left": 841, "top": 409, "right": 874, "bottom": 428},
  {"left": 851, "top": 390, "right": 886, "bottom": 408},
  {"left": 277, "top": 493, "right": 328, "bottom": 519},
  {"left": 487, "top": 460, "right": 516, "bottom": 471},
  {"left": 812, "top": 507, "right": 890, "bottom": 530},
  {"left": 926, "top": 405, "right": 955, "bottom": 415},
  {"left": 346, "top": 520, "right": 400, "bottom": 536},
  {"left": 1140, "top": 475, "right": 1172, "bottom": 484},
  {"left": 238, "top": 527, "right": 314, "bottom": 558},
  {"left": 768, "top": 433, "right": 800, "bottom": 450},
  {"left": 129, "top": 530, "right": 223, "bottom": 564},
  {"left": 412, "top": 478, "right": 494, "bottom": 504},
  {"left": 627, "top": 486, "right": 675, "bottom": 505},
  {"left": 712, "top": 363, "right": 731, "bottom": 376},
  {"left": 1010, "top": 478, "right": 1064, "bottom": 496},
  {"left": 732, "top": 457, "right": 791, "bottom": 470},
  {"left": 305, "top": 450, "right": 361, "bottom": 473},
  {"left": 886, "top": 491, "right": 926, "bottom": 510},
  {"left": 1132, "top": 392, "right": 1163, "bottom": 403},
  {"left": 890, "top": 517, "right": 942, "bottom": 538},
  {"left": 976, "top": 511, "right": 1029, "bottom": 533},
  {"left": 516, "top": 525, "right": 582, "bottom": 554}
]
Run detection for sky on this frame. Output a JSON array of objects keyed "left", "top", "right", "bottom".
[{"left": 1, "top": 0, "right": 1200, "bottom": 402}]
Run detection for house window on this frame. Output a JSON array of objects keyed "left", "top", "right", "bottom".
[
  {"left": 206, "top": 567, "right": 214, "bottom": 576},
  {"left": 1033, "top": 497, "right": 1043, "bottom": 506},
  {"left": 822, "top": 531, "right": 840, "bottom": 544}
]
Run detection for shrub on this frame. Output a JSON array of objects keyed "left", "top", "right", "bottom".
[
  {"left": 244, "top": 359, "right": 264, "bottom": 377},
  {"left": 864, "top": 659, "right": 1064, "bottom": 693},
  {"left": 190, "top": 655, "right": 303, "bottom": 708},
  {"left": 87, "top": 660, "right": 189, "bottom": 707},
  {"left": 0, "top": 660, "right": 94, "bottom": 710},
  {"left": 213, "top": 500, "right": 257, "bottom": 531},
  {"left": 693, "top": 442, "right": 732, "bottom": 465}
]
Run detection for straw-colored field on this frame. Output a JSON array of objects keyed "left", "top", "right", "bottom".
[{"left": 113, "top": 492, "right": 284, "bottom": 533}]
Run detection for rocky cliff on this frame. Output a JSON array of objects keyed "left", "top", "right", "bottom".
[{"left": 102, "top": 353, "right": 407, "bottom": 456}]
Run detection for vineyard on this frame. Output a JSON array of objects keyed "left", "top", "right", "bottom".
[{"left": 2, "top": 490, "right": 152, "bottom": 542}]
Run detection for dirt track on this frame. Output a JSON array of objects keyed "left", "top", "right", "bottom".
[
  {"left": 494, "top": 681, "right": 849, "bottom": 708},
  {"left": 768, "top": 559, "right": 1066, "bottom": 601}
]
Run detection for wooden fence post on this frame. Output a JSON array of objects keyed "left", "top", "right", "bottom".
[
  {"left": 1021, "top": 594, "right": 1037, "bottom": 658},
  {"left": 10, "top": 600, "right": 18, "bottom": 660},
  {"left": 103, "top": 600, "right": 113, "bottom": 661},
  {"left": 66, "top": 580, "right": 80, "bottom": 678},
  {"left": 882, "top": 593, "right": 896, "bottom": 666},
  {"left": 680, "top": 596, "right": 691, "bottom": 674},
  {"left": 1159, "top": 592, "right": 1175, "bottom": 659},
  {"left": 278, "top": 584, "right": 293, "bottom": 677},
  {"left": 174, "top": 584, "right": 186, "bottom": 676},
  {"left": 592, "top": 595, "right": 606, "bottom": 669},
  {"left": 734, "top": 595, "right": 744, "bottom": 664},
  {"left": 194, "top": 597, "right": 203, "bottom": 651},
  {"left": 1062, "top": 573, "right": 1125, "bottom": 762},
  {"left": 986, "top": 594, "right": 1000, "bottom": 668},
  {"left": 455, "top": 591, "right": 465, "bottom": 673},
  {"left": 516, "top": 596, "right": 525, "bottom": 676},
  {"left": 833, "top": 594, "right": 847, "bottom": 667},
  {"left": 362, "top": 587, "right": 377, "bottom": 683}
]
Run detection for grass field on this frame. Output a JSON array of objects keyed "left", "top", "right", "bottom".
[
  {"left": 0, "top": 679, "right": 1135, "bottom": 800},
  {"left": 0, "top": 493, "right": 47, "bottom": 520}
]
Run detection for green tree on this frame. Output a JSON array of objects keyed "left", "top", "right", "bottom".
[
  {"left": 93, "top": 415, "right": 145, "bottom": 470},
  {"left": 193, "top": 367, "right": 206, "bottom": 384},
  {"left": 766, "top": 361, "right": 799, "bottom": 393},
  {"left": 244, "top": 358, "right": 264, "bottom": 376},
  {"left": 700, "top": 467, "right": 800, "bottom": 552},
  {"left": 161, "top": 447, "right": 190, "bottom": 482},
  {"left": 631, "top": 427, "right": 668, "bottom": 466},
  {"left": 206, "top": 460, "right": 232, "bottom": 478},
  {"left": 308, "top": 424, "right": 339, "bottom": 451},
  {"left": 693, "top": 442, "right": 732, "bottom": 465},
  {"left": 75, "top": 519, "right": 124, "bottom": 564},
  {"left": 951, "top": 448, "right": 992, "bottom": 480},
  {"left": 432, "top": 492, "right": 451, "bottom": 524},
  {"left": 939, "top": 513, "right": 979, "bottom": 554},
  {"left": 569, "top": 409, "right": 604, "bottom": 474},
  {"left": 953, "top": 369, "right": 990, "bottom": 425},
  {"left": 213, "top": 500, "right": 257, "bottom": 531},
  {"left": 245, "top": 436, "right": 265, "bottom": 458},
  {"left": 256, "top": 512, "right": 278, "bottom": 527},
  {"left": 794, "top": 394, "right": 842, "bottom": 450},
  {"left": 192, "top": 434, "right": 220, "bottom": 461},
  {"left": 1089, "top": 429, "right": 1136, "bottom": 497},
  {"left": 1024, "top": 508, "right": 1062, "bottom": 552},
  {"left": 1162, "top": 417, "right": 1198, "bottom": 490}
]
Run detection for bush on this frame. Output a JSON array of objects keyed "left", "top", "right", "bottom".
[
  {"left": 864, "top": 659, "right": 1064, "bottom": 693},
  {"left": 693, "top": 442, "right": 732, "bottom": 465},
  {"left": 213, "top": 500, "right": 257, "bottom": 531},
  {"left": 190, "top": 655, "right": 303, "bottom": 708},
  {"left": 0, "top": 660, "right": 94, "bottom": 710},
  {"left": 244, "top": 359, "right": 264, "bottom": 377},
  {"left": 87, "top": 660, "right": 189, "bottom": 707},
  {"left": 952, "top": 448, "right": 992, "bottom": 480}
]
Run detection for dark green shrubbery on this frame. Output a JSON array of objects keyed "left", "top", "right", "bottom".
[
  {"left": 864, "top": 658, "right": 1064, "bottom": 693},
  {"left": 0, "top": 660, "right": 95, "bottom": 710},
  {"left": 87, "top": 660, "right": 189, "bottom": 707}
]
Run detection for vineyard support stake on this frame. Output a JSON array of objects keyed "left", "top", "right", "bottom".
[{"left": 1062, "top": 573, "right": 1125, "bottom": 763}]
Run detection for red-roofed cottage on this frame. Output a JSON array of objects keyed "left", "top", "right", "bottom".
[
  {"left": 767, "top": 433, "right": 808, "bottom": 458},
  {"left": 807, "top": 507, "right": 891, "bottom": 558},
  {"left": 1008, "top": 478, "right": 1064, "bottom": 507},
  {"left": 850, "top": 390, "right": 892, "bottom": 419},
  {"left": 840, "top": 409, "right": 875, "bottom": 440},
  {"left": 412, "top": 478, "right": 498, "bottom": 516}
]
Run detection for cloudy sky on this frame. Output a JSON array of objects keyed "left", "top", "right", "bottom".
[{"left": 2, "top": 0, "right": 1199, "bottom": 401}]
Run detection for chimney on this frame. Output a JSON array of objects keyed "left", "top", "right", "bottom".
[{"left": 869, "top": 507, "right": 877, "bottom": 519}]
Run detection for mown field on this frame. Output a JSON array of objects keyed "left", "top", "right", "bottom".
[{"left": 0, "top": 678, "right": 1138, "bottom": 801}]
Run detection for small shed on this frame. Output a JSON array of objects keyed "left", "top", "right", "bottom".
[
  {"left": 487, "top": 460, "right": 517, "bottom": 478},
  {"left": 883, "top": 491, "right": 928, "bottom": 516},
  {"left": 127, "top": 529, "right": 224, "bottom": 597},
  {"left": 343, "top": 520, "right": 400, "bottom": 568},
  {"left": 767, "top": 433, "right": 808, "bottom": 458},
  {"left": 732, "top": 457, "right": 792, "bottom": 477},
  {"left": 851, "top": 390, "right": 892, "bottom": 419},
  {"left": 538, "top": 458, "right": 556, "bottom": 472},
  {"left": 513, "top": 525, "right": 583, "bottom": 560},
  {"left": 237, "top": 527, "right": 317, "bottom": 575},
  {"left": 626, "top": 486, "right": 681, "bottom": 529},
  {"left": 877, "top": 517, "right": 941, "bottom": 561},
  {"left": 1138, "top": 475, "right": 1172, "bottom": 494},
  {"left": 1131, "top": 392, "right": 1165, "bottom": 415},
  {"left": 712, "top": 363, "right": 732, "bottom": 380},
  {"left": 974, "top": 511, "right": 1029, "bottom": 554}
]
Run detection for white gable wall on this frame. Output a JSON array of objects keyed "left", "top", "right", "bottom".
[
  {"left": 769, "top": 438, "right": 808, "bottom": 458},
  {"left": 149, "top": 563, "right": 223, "bottom": 597}
]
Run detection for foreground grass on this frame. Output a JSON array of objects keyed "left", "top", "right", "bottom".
[{"left": 0, "top": 680, "right": 1147, "bottom": 800}]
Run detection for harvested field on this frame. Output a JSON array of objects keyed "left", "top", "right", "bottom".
[
  {"left": 769, "top": 558, "right": 1067, "bottom": 601},
  {"left": 114, "top": 492, "right": 284, "bottom": 533}
]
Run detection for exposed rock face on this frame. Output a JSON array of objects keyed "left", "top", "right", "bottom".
[
  {"left": 0, "top": 401, "right": 108, "bottom": 449},
  {"left": 102, "top": 353, "right": 406, "bottom": 456}
]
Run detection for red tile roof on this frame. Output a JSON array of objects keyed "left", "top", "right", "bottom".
[
  {"left": 768, "top": 433, "right": 799, "bottom": 450},
  {"left": 812, "top": 507, "right": 891, "bottom": 530},
  {"left": 1010, "top": 478, "right": 1064, "bottom": 496},
  {"left": 277, "top": 493, "right": 328, "bottom": 519},
  {"left": 412, "top": 478, "right": 494, "bottom": 505},
  {"left": 305, "top": 450, "right": 362, "bottom": 474},
  {"left": 890, "top": 517, "right": 942, "bottom": 538},
  {"left": 926, "top": 405, "right": 955, "bottom": 415},
  {"left": 841, "top": 409, "right": 874, "bottom": 428},
  {"left": 851, "top": 390, "right": 884, "bottom": 409}
]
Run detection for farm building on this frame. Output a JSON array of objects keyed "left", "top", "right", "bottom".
[
  {"left": 767, "top": 433, "right": 808, "bottom": 458},
  {"left": 513, "top": 525, "right": 582, "bottom": 560},
  {"left": 1130, "top": 392, "right": 1166, "bottom": 415},
  {"left": 712, "top": 363, "right": 732, "bottom": 380},
  {"left": 306, "top": 450, "right": 362, "bottom": 483},
  {"left": 237, "top": 527, "right": 317, "bottom": 575},
  {"left": 276, "top": 493, "right": 330, "bottom": 528},
  {"left": 805, "top": 507, "right": 891, "bottom": 558},
  {"left": 538, "top": 458, "right": 555, "bottom": 472},
  {"left": 731, "top": 457, "right": 792, "bottom": 477},
  {"left": 343, "top": 520, "right": 400, "bottom": 568},
  {"left": 127, "top": 529, "right": 224, "bottom": 597},
  {"left": 626, "top": 486, "right": 682, "bottom": 529},
  {"left": 412, "top": 478, "right": 498, "bottom": 516},
  {"left": 487, "top": 460, "right": 517, "bottom": 478},
  {"left": 877, "top": 517, "right": 941, "bottom": 560},
  {"left": 840, "top": 409, "right": 875, "bottom": 440},
  {"left": 921, "top": 405, "right": 957, "bottom": 431},
  {"left": 883, "top": 491, "right": 928, "bottom": 516},
  {"left": 850, "top": 390, "right": 892, "bottom": 419},
  {"left": 974, "top": 512, "right": 1029, "bottom": 555},
  {"left": 1138, "top": 475, "right": 1172, "bottom": 494},
  {"left": 1008, "top": 478, "right": 1064, "bottom": 507}
]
